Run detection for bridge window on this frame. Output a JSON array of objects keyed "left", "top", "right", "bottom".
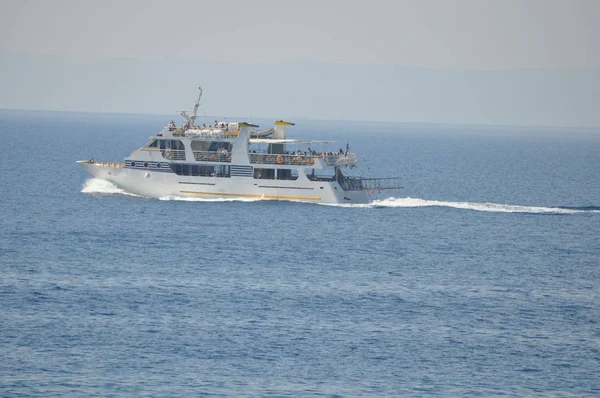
[{"left": 159, "top": 140, "right": 185, "bottom": 150}]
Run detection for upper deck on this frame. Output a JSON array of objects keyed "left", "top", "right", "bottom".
[{"left": 136, "top": 123, "right": 358, "bottom": 168}]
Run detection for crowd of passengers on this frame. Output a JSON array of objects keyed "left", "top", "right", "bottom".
[{"left": 168, "top": 120, "right": 232, "bottom": 131}]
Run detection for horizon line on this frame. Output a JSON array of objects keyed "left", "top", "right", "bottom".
[{"left": 1, "top": 107, "right": 600, "bottom": 132}]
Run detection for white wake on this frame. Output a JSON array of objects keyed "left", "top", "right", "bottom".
[
  {"left": 81, "top": 178, "right": 143, "bottom": 197},
  {"left": 333, "top": 196, "right": 600, "bottom": 214},
  {"left": 81, "top": 180, "right": 598, "bottom": 214}
]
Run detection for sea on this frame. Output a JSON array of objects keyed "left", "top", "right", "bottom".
[{"left": 1, "top": 109, "right": 599, "bottom": 397}]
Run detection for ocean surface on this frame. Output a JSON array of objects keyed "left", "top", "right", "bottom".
[{"left": 1, "top": 109, "right": 599, "bottom": 397}]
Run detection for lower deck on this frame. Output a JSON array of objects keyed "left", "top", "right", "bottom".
[{"left": 77, "top": 160, "right": 372, "bottom": 203}]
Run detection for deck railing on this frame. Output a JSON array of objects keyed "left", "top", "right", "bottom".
[
  {"left": 330, "top": 153, "right": 356, "bottom": 166},
  {"left": 192, "top": 151, "right": 232, "bottom": 163},
  {"left": 249, "top": 153, "right": 315, "bottom": 166},
  {"left": 92, "top": 161, "right": 125, "bottom": 168},
  {"left": 169, "top": 150, "right": 186, "bottom": 161},
  {"left": 249, "top": 152, "right": 356, "bottom": 166}
]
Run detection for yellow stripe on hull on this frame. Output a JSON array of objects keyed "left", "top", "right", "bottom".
[{"left": 179, "top": 190, "right": 321, "bottom": 201}]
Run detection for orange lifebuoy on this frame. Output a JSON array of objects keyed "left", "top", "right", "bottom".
[
  {"left": 163, "top": 150, "right": 171, "bottom": 159},
  {"left": 276, "top": 155, "right": 284, "bottom": 164}
]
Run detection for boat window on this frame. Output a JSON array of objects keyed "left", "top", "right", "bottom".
[
  {"left": 254, "top": 168, "right": 275, "bottom": 179},
  {"left": 160, "top": 140, "right": 166, "bottom": 150},
  {"left": 171, "top": 164, "right": 216, "bottom": 176},
  {"left": 305, "top": 168, "right": 335, "bottom": 181},
  {"left": 208, "top": 141, "right": 232, "bottom": 152},
  {"left": 277, "top": 169, "right": 298, "bottom": 180},
  {"left": 146, "top": 139, "right": 158, "bottom": 148},
  {"left": 214, "top": 165, "right": 230, "bottom": 178},
  {"left": 169, "top": 140, "right": 185, "bottom": 150},
  {"left": 191, "top": 141, "right": 210, "bottom": 151}
]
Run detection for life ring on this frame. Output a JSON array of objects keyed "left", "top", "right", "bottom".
[
  {"left": 163, "top": 150, "right": 171, "bottom": 159},
  {"left": 276, "top": 155, "right": 284, "bottom": 164}
]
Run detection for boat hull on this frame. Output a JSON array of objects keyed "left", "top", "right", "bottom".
[{"left": 77, "top": 161, "right": 369, "bottom": 204}]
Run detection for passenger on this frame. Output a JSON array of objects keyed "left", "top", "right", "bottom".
[{"left": 214, "top": 120, "right": 218, "bottom": 128}]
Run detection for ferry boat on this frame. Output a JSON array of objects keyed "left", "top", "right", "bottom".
[{"left": 77, "top": 88, "right": 401, "bottom": 204}]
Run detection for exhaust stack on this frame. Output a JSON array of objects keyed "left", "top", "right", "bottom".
[{"left": 273, "top": 120, "right": 295, "bottom": 140}]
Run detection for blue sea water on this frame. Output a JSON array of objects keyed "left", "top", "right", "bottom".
[{"left": 1, "top": 109, "right": 599, "bottom": 397}]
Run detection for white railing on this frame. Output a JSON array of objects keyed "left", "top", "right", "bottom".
[
  {"left": 186, "top": 128, "right": 239, "bottom": 139},
  {"left": 249, "top": 152, "right": 356, "bottom": 167},
  {"left": 161, "top": 149, "right": 186, "bottom": 161},
  {"left": 91, "top": 161, "right": 124, "bottom": 168},
  {"left": 333, "top": 153, "right": 357, "bottom": 166},
  {"left": 192, "top": 151, "right": 232, "bottom": 162},
  {"left": 249, "top": 153, "right": 316, "bottom": 166}
]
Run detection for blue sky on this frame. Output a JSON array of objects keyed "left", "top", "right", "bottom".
[{"left": 1, "top": 0, "right": 599, "bottom": 127}]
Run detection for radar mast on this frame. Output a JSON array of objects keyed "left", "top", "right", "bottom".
[{"left": 181, "top": 87, "right": 203, "bottom": 127}]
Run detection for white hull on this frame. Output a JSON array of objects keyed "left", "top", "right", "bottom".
[{"left": 77, "top": 161, "right": 369, "bottom": 204}]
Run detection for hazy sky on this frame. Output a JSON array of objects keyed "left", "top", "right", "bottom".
[
  {"left": 1, "top": 0, "right": 599, "bottom": 126},
  {"left": 2, "top": 0, "right": 599, "bottom": 68}
]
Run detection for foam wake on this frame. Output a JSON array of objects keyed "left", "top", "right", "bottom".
[
  {"left": 81, "top": 181, "right": 599, "bottom": 214},
  {"left": 81, "top": 179, "right": 144, "bottom": 198},
  {"left": 339, "top": 197, "right": 600, "bottom": 214}
]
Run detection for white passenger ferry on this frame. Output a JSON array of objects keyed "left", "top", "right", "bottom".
[{"left": 77, "top": 88, "right": 401, "bottom": 204}]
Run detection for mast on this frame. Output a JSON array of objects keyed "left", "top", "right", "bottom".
[{"left": 181, "top": 86, "right": 203, "bottom": 127}]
